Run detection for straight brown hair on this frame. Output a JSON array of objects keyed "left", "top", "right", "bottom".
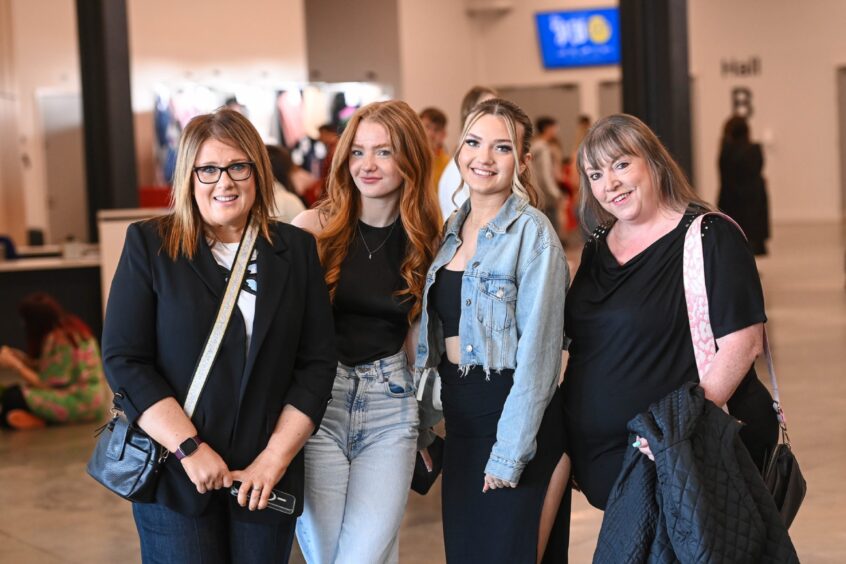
[
  {"left": 577, "top": 113, "right": 711, "bottom": 227},
  {"left": 159, "top": 109, "right": 275, "bottom": 259}
]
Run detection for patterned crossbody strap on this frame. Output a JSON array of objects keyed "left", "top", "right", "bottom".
[
  {"left": 183, "top": 220, "right": 260, "bottom": 418},
  {"left": 682, "top": 212, "right": 787, "bottom": 430}
]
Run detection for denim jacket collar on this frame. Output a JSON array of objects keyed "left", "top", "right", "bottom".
[{"left": 443, "top": 193, "right": 530, "bottom": 241}]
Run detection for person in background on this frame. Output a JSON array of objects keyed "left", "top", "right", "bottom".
[
  {"left": 562, "top": 113, "right": 778, "bottom": 515},
  {"left": 0, "top": 292, "right": 105, "bottom": 430},
  {"left": 530, "top": 116, "right": 564, "bottom": 238},
  {"left": 438, "top": 86, "right": 498, "bottom": 220},
  {"left": 419, "top": 107, "right": 451, "bottom": 190},
  {"left": 566, "top": 115, "right": 592, "bottom": 229},
  {"left": 718, "top": 115, "right": 770, "bottom": 255},
  {"left": 303, "top": 124, "right": 342, "bottom": 207},
  {"left": 265, "top": 144, "right": 307, "bottom": 222},
  {"left": 293, "top": 100, "right": 442, "bottom": 564},
  {"left": 417, "top": 98, "right": 570, "bottom": 563},
  {"left": 102, "top": 108, "right": 336, "bottom": 563}
]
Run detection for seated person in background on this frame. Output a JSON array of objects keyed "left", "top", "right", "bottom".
[{"left": 0, "top": 292, "right": 106, "bottom": 430}]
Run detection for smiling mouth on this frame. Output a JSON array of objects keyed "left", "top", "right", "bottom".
[
  {"left": 611, "top": 191, "right": 632, "bottom": 204},
  {"left": 214, "top": 194, "right": 238, "bottom": 202},
  {"left": 471, "top": 168, "right": 496, "bottom": 177}
]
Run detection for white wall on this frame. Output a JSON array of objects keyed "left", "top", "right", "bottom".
[
  {"left": 5, "top": 0, "right": 307, "bottom": 240},
  {"left": 10, "top": 0, "right": 80, "bottom": 238},
  {"left": 127, "top": 0, "right": 308, "bottom": 113},
  {"left": 690, "top": 0, "right": 845, "bottom": 222},
  {"left": 398, "top": 0, "right": 619, "bottom": 148},
  {"left": 0, "top": 0, "right": 24, "bottom": 244},
  {"left": 472, "top": 0, "right": 619, "bottom": 122},
  {"left": 4, "top": 0, "right": 845, "bottom": 229},
  {"left": 397, "top": 0, "right": 480, "bottom": 146}
]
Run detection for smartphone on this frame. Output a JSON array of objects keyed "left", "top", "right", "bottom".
[{"left": 230, "top": 482, "right": 296, "bottom": 515}]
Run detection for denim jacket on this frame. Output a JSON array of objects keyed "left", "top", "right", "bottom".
[{"left": 415, "top": 193, "right": 569, "bottom": 483}]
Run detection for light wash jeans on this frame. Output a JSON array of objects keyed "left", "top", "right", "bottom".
[{"left": 297, "top": 350, "right": 419, "bottom": 564}]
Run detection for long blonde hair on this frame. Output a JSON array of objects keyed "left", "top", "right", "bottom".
[
  {"left": 453, "top": 98, "right": 539, "bottom": 207},
  {"left": 159, "top": 109, "right": 275, "bottom": 259},
  {"left": 577, "top": 113, "right": 711, "bottom": 227},
  {"left": 315, "top": 100, "right": 442, "bottom": 323}
]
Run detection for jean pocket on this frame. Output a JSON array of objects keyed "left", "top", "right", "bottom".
[
  {"left": 384, "top": 368, "right": 417, "bottom": 398},
  {"left": 476, "top": 277, "right": 517, "bottom": 331}
]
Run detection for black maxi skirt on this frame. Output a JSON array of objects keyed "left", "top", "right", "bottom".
[{"left": 440, "top": 359, "right": 568, "bottom": 564}]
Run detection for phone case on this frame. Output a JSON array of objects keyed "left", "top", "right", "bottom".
[{"left": 229, "top": 485, "right": 296, "bottom": 515}]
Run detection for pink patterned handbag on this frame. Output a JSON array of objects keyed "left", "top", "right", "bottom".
[{"left": 682, "top": 212, "right": 806, "bottom": 528}]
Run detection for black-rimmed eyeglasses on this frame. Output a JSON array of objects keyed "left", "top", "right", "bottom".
[{"left": 193, "top": 162, "right": 255, "bottom": 184}]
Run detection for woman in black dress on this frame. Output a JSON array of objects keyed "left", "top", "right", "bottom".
[
  {"left": 562, "top": 114, "right": 778, "bottom": 510},
  {"left": 718, "top": 115, "right": 770, "bottom": 255}
]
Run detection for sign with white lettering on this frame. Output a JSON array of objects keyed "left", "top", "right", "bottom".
[{"left": 535, "top": 8, "right": 621, "bottom": 69}]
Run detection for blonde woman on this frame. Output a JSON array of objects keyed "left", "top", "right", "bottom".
[
  {"left": 102, "top": 109, "right": 336, "bottom": 563},
  {"left": 416, "top": 99, "right": 570, "bottom": 563}
]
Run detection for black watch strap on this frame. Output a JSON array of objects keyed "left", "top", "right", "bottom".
[{"left": 173, "top": 436, "right": 204, "bottom": 460}]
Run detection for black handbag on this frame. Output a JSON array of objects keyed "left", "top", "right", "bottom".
[
  {"left": 761, "top": 352, "right": 806, "bottom": 529},
  {"left": 86, "top": 400, "right": 165, "bottom": 502},
  {"left": 86, "top": 222, "right": 259, "bottom": 502},
  {"left": 410, "top": 435, "right": 445, "bottom": 495}
]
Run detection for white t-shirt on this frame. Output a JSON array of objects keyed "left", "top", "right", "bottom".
[
  {"left": 210, "top": 241, "right": 257, "bottom": 351},
  {"left": 272, "top": 182, "right": 306, "bottom": 223},
  {"left": 437, "top": 160, "right": 468, "bottom": 222}
]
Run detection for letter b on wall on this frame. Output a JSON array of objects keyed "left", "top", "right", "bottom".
[{"left": 732, "top": 87, "right": 754, "bottom": 118}]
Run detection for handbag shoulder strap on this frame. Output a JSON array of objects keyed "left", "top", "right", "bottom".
[
  {"left": 682, "top": 211, "right": 787, "bottom": 427},
  {"left": 183, "top": 221, "right": 260, "bottom": 418}
]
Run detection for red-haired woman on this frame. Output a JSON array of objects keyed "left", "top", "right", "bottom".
[
  {"left": 0, "top": 292, "right": 105, "bottom": 429},
  {"left": 293, "top": 100, "right": 442, "bottom": 564}
]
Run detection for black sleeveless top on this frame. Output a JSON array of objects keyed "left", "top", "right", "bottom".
[
  {"left": 334, "top": 218, "right": 411, "bottom": 366},
  {"left": 430, "top": 268, "right": 464, "bottom": 338}
]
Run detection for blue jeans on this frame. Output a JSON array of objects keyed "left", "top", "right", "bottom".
[
  {"left": 132, "top": 494, "right": 295, "bottom": 563},
  {"left": 297, "top": 350, "right": 419, "bottom": 564}
]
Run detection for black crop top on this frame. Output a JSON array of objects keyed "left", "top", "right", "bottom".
[
  {"left": 430, "top": 268, "right": 463, "bottom": 338},
  {"left": 334, "top": 218, "right": 412, "bottom": 366}
]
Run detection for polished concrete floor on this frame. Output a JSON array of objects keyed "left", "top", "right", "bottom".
[{"left": 1, "top": 220, "right": 844, "bottom": 563}]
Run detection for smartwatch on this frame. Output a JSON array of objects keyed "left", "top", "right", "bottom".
[{"left": 173, "top": 436, "right": 204, "bottom": 460}]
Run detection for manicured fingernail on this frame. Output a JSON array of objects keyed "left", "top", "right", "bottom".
[{"left": 632, "top": 440, "right": 642, "bottom": 448}]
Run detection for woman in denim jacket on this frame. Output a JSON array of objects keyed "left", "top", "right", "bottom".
[{"left": 416, "top": 99, "right": 570, "bottom": 563}]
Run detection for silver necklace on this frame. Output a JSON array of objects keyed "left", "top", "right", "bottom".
[{"left": 357, "top": 218, "right": 397, "bottom": 260}]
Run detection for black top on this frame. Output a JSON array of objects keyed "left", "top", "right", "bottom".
[
  {"left": 430, "top": 268, "right": 464, "bottom": 338},
  {"left": 334, "top": 218, "right": 412, "bottom": 366},
  {"left": 562, "top": 208, "right": 767, "bottom": 508}
]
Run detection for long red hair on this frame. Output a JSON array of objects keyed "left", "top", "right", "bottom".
[
  {"left": 315, "top": 100, "right": 442, "bottom": 322},
  {"left": 18, "top": 293, "right": 92, "bottom": 359}
]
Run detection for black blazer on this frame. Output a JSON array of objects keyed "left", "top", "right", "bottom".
[{"left": 102, "top": 219, "right": 336, "bottom": 520}]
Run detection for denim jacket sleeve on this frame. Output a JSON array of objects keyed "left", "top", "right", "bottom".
[{"left": 484, "top": 241, "right": 568, "bottom": 483}]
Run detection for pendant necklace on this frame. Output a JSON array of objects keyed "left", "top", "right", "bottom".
[{"left": 357, "top": 217, "right": 397, "bottom": 260}]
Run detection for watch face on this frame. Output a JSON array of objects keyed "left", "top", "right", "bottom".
[{"left": 179, "top": 437, "right": 200, "bottom": 457}]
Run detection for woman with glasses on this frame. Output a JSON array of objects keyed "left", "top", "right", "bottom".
[
  {"left": 101, "top": 108, "right": 336, "bottom": 563},
  {"left": 292, "top": 100, "right": 442, "bottom": 564}
]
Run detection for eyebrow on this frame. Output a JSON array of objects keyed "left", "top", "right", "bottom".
[
  {"left": 195, "top": 158, "right": 249, "bottom": 166},
  {"left": 465, "top": 133, "right": 513, "bottom": 144},
  {"left": 351, "top": 143, "right": 392, "bottom": 149}
]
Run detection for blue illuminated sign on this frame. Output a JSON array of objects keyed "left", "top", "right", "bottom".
[{"left": 535, "top": 8, "right": 621, "bottom": 69}]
